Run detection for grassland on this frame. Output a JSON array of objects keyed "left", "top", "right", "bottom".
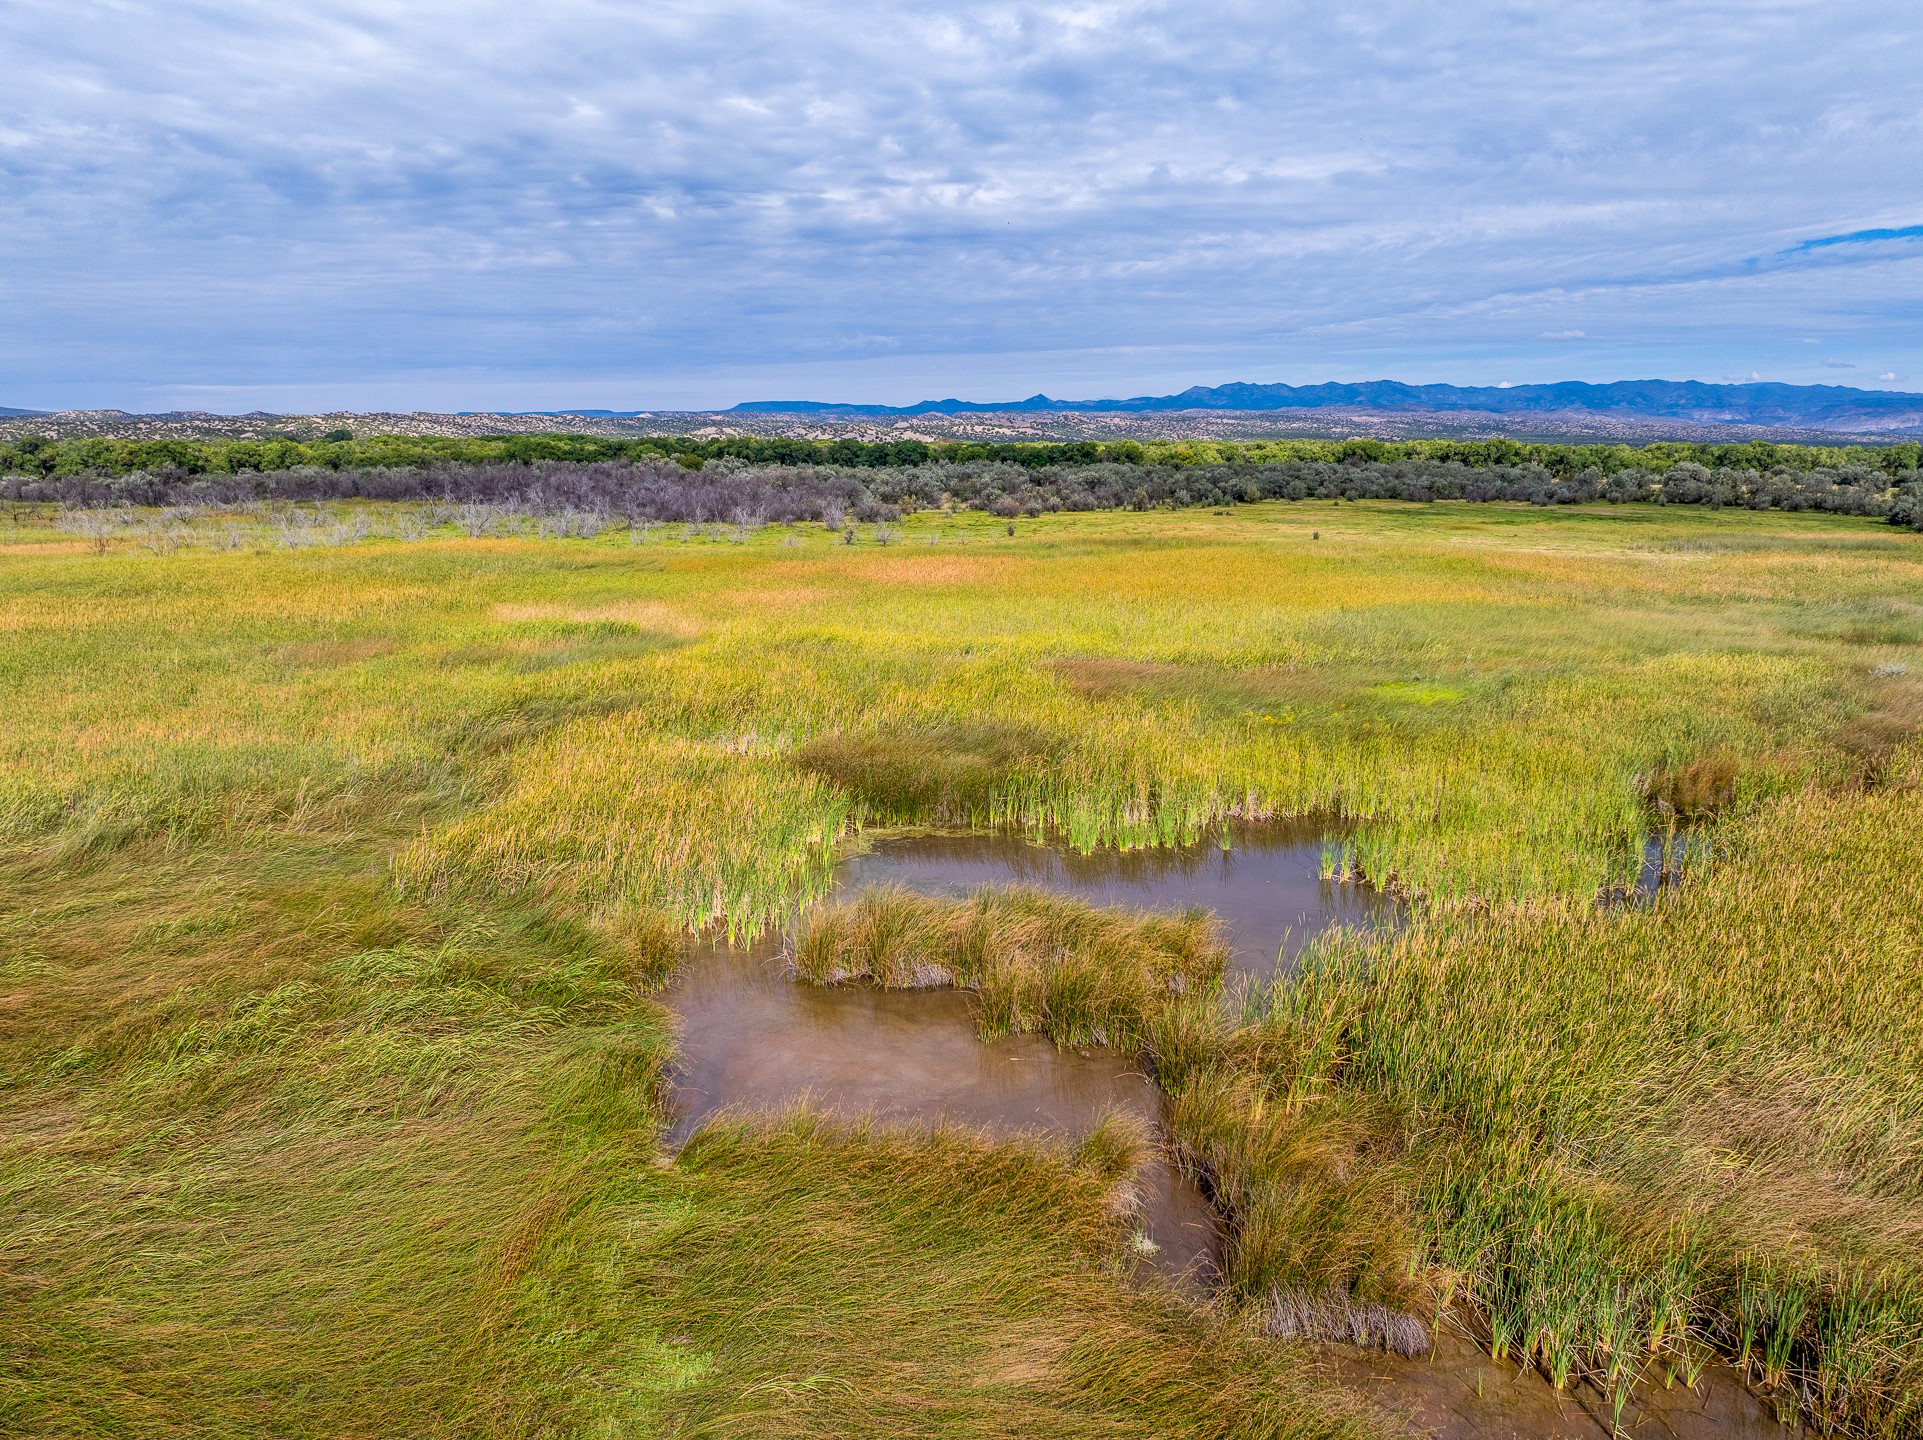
[{"left": 3, "top": 499, "right": 1920, "bottom": 1435}]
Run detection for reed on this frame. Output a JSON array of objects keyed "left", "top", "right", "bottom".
[
  {"left": 790, "top": 889, "right": 1423, "bottom": 1331},
  {"left": 1260, "top": 747, "right": 1923, "bottom": 1435},
  {"left": 790, "top": 750, "right": 1923, "bottom": 1434}
]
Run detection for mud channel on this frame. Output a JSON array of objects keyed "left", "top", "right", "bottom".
[
  {"left": 1324, "top": 1328, "right": 1797, "bottom": 1439},
  {"left": 662, "top": 821, "right": 1795, "bottom": 1438}
]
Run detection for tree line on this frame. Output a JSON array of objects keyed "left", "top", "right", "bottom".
[
  {"left": 2, "top": 429, "right": 1920, "bottom": 482},
  {"left": 9, "top": 453, "right": 1922, "bottom": 530}
]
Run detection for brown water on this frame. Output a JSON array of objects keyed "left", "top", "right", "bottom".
[
  {"left": 662, "top": 824, "right": 1791, "bottom": 1435},
  {"left": 663, "top": 821, "right": 1365, "bottom": 1284},
  {"left": 667, "top": 939, "right": 1223, "bottom": 1283}
]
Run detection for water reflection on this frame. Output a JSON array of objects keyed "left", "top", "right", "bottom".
[
  {"left": 837, "top": 818, "right": 1389, "bottom": 977},
  {"left": 667, "top": 938, "right": 1222, "bottom": 1285}
]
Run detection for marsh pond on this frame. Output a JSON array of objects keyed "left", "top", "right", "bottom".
[{"left": 663, "top": 822, "right": 1792, "bottom": 1440}]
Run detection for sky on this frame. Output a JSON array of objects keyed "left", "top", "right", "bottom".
[{"left": 2, "top": 0, "right": 1921, "bottom": 413}]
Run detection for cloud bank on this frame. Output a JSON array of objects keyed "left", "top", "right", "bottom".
[{"left": 1, "top": 0, "right": 1919, "bottom": 409}]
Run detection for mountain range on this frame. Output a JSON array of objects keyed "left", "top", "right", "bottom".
[
  {"left": 8, "top": 381, "right": 1923, "bottom": 438},
  {"left": 728, "top": 379, "right": 1923, "bottom": 432}
]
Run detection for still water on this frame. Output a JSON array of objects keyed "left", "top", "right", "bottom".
[
  {"left": 665, "top": 821, "right": 1369, "bottom": 1284},
  {"left": 837, "top": 819, "right": 1388, "bottom": 978}
]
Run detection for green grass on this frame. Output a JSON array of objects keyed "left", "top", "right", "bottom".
[
  {"left": 5, "top": 501, "right": 1905, "bottom": 909},
  {"left": 791, "top": 765, "right": 1923, "bottom": 1434},
  {"left": 0, "top": 830, "right": 674, "bottom": 1436},
  {"left": 788, "top": 886, "right": 1427, "bottom": 1339},
  {"left": 4, "top": 499, "right": 1922, "bottom": 1435}
]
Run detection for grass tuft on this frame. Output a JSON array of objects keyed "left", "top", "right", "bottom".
[{"left": 791, "top": 883, "right": 1226, "bottom": 1049}]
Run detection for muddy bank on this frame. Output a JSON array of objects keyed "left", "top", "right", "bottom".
[{"left": 1323, "top": 1327, "right": 1797, "bottom": 1439}]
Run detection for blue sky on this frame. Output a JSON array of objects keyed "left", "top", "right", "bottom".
[{"left": 2, "top": 0, "right": 1920, "bottom": 412}]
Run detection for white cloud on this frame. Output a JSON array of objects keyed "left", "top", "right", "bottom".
[{"left": 1, "top": 0, "right": 1921, "bottom": 408}]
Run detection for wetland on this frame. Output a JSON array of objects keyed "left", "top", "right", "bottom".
[
  {"left": 2, "top": 497, "right": 1918, "bottom": 1438},
  {"left": 664, "top": 821, "right": 1386, "bottom": 1286},
  {"left": 666, "top": 823, "right": 1796, "bottom": 1435}
]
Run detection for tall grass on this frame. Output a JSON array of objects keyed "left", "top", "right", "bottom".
[
  {"left": 394, "top": 726, "right": 848, "bottom": 936},
  {"left": 2, "top": 502, "right": 1896, "bottom": 916},
  {"left": 789, "top": 890, "right": 1430, "bottom": 1347},
  {"left": 0, "top": 829, "right": 1370, "bottom": 1439},
  {"left": 790, "top": 884, "right": 1225, "bottom": 1045},
  {"left": 640, "top": 1112, "right": 1371, "bottom": 1440},
  {"left": 0, "top": 830, "right": 677, "bottom": 1436}
]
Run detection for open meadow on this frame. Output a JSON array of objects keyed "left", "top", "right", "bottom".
[{"left": 3, "top": 497, "right": 1921, "bottom": 1437}]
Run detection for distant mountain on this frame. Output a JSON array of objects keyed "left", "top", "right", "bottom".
[
  {"left": 730, "top": 380, "right": 1923, "bottom": 433},
  {"left": 0, "top": 406, "right": 49, "bottom": 417}
]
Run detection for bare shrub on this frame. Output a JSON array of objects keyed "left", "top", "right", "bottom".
[{"left": 54, "top": 508, "right": 121, "bottom": 554}]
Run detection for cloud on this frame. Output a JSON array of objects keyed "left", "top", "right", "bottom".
[{"left": 2, "top": 0, "right": 1922, "bottom": 409}]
